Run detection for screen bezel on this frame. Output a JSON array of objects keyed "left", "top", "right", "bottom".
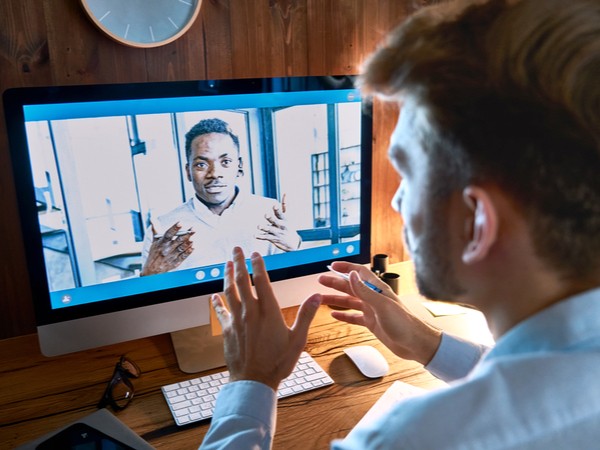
[{"left": 4, "top": 76, "right": 373, "bottom": 328}]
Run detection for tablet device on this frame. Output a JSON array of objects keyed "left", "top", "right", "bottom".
[{"left": 36, "top": 422, "right": 136, "bottom": 450}]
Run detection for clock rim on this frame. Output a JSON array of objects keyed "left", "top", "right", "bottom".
[{"left": 80, "top": 0, "right": 202, "bottom": 48}]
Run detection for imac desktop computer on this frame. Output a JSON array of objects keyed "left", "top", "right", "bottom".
[{"left": 4, "top": 76, "right": 373, "bottom": 372}]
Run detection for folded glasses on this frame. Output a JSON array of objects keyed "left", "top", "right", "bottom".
[{"left": 97, "top": 355, "right": 141, "bottom": 411}]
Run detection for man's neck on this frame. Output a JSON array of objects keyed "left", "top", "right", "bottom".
[{"left": 464, "top": 259, "right": 600, "bottom": 339}]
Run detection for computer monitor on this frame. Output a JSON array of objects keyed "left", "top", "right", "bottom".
[{"left": 4, "top": 76, "right": 372, "bottom": 372}]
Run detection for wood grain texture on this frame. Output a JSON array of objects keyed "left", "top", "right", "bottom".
[
  {"left": 370, "top": 99, "right": 408, "bottom": 263},
  {"left": 44, "top": 0, "right": 150, "bottom": 84},
  {"left": 0, "top": 0, "right": 413, "bottom": 338},
  {"left": 0, "top": 0, "right": 52, "bottom": 339}
]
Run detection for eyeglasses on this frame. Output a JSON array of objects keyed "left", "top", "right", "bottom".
[{"left": 97, "top": 355, "right": 141, "bottom": 410}]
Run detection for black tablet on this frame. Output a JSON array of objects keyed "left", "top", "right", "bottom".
[{"left": 36, "top": 422, "right": 136, "bottom": 450}]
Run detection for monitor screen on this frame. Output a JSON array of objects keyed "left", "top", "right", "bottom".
[{"left": 4, "top": 76, "right": 372, "bottom": 362}]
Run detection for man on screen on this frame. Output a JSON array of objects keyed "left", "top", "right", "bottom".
[{"left": 140, "top": 118, "right": 300, "bottom": 276}]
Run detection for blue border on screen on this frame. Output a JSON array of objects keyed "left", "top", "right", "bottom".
[
  {"left": 23, "top": 90, "right": 360, "bottom": 121},
  {"left": 50, "top": 240, "right": 360, "bottom": 309}
]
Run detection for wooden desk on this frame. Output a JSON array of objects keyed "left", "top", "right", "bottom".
[{"left": 0, "top": 262, "right": 492, "bottom": 449}]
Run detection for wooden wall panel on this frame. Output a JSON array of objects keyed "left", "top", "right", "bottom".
[
  {"left": 306, "top": 0, "right": 361, "bottom": 75},
  {"left": 0, "top": 0, "right": 414, "bottom": 338},
  {"left": 229, "top": 2, "right": 284, "bottom": 77},
  {"left": 0, "top": 1, "right": 51, "bottom": 86},
  {"left": 202, "top": 1, "right": 236, "bottom": 79},
  {"left": 0, "top": 0, "right": 53, "bottom": 339},
  {"left": 371, "top": 100, "right": 407, "bottom": 263},
  {"left": 268, "top": 0, "right": 310, "bottom": 76},
  {"left": 145, "top": 17, "right": 207, "bottom": 82},
  {"left": 43, "top": 0, "right": 150, "bottom": 84}
]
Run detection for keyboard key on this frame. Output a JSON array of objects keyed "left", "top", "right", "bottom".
[{"left": 169, "top": 394, "right": 185, "bottom": 403}]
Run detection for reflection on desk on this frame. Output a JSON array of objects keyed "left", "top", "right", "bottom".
[{"left": 0, "top": 261, "right": 493, "bottom": 450}]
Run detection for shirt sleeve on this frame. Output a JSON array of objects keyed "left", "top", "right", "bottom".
[
  {"left": 425, "top": 332, "right": 490, "bottom": 382},
  {"left": 199, "top": 380, "right": 277, "bottom": 450}
]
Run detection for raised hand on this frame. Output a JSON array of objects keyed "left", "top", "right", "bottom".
[
  {"left": 140, "top": 222, "right": 194, "bottom": 276},
  {"left": 210, "top": 247, "right": 321, "bottom": 390},
  {"left": 318, "top": 261, "right": 442, "bottom": 366},
  {"left": 256, "top": 194, "right": 301, "bottom": 252}
]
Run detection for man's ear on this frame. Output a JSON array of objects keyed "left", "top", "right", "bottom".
[
  {"left": 462, "top": 186, "right": 499, "bottom": 264},
  {"left": 237, "top": 157, "right": 244, "bottom": 177},
  {"left": 185, "top": 163, "right": 192, "bottom": 182}
]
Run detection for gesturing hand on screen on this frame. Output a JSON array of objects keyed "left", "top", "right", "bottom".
[
  {"left": 256, "top": 194, "right": 301, "bottom": 252},
  {"left": 140, "top": 222, "right": 195, "bottom": 276},
  {"left": 210, "top": 247, "right": 321, "bottom": 390}
]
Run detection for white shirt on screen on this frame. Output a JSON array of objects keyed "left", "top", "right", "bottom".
[{"left": 141, "top": 189, "right": 282, "bottom": 271}]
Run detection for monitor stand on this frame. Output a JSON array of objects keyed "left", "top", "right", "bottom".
[{"left": 170, "top": 325, "right": 225, "bottom": 374}]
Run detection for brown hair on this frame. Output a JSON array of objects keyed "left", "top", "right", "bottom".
[{"left": 361, "top": 0, "right": 600, "bottom": 278}]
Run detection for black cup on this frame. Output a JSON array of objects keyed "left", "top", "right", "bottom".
[
  {"left": 381, "top": 272, "right": 400, "bottom": 294},
  {"left": 372, "top": 253, "right": 388, "bottom": 275}
]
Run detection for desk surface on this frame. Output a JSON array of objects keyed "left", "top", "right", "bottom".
[{"left": 0, "top": 262, "right": 492, "bottom": 449}]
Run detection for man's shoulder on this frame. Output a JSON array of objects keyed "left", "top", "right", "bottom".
[
  {"left": 248, "top": 193, "right": 278, "bottom": 206},
  {"left": 236, "top": 192, "right": 279, "bottom": 210},
  {"left": 156, "top": 199, "right": 196, "bottom": 222},
  {"left": 374, "top": 351, "right": 600, "bottom": 448}
]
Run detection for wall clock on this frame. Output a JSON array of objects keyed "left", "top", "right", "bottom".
[{"left": 80, "top": 0, "right": 202, "bottom": 48}]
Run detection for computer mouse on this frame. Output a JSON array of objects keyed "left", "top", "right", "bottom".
[{"left": 344, "top": 345, "right": 390, "bottom": 378}]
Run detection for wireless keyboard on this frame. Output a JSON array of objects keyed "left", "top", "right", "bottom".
[{"left": 162, "top": 352, "right": 334, "bottom": 426}]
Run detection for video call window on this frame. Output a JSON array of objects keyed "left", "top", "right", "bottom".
[{"left": 25, "top": 100, "right": 362, "bottom": 300}]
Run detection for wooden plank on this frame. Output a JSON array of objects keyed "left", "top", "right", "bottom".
[
  {"left": 306, "top": 0, "right": 350, "bottom": 75},
  {"left": 0, "top": 0, "right": 52, "bottom": 88},
  {"left": 229, "top": 1, "right": 276, "bottom": 78},
  {"left": 217, "top": 0, "right": 307, "bottom": 78},
  {"left": 0, "top": 0, "right": 53, "bottom": 340},
  {"left": 42, "top": 0, "right": 148, "bottom": 84},
  {"left": 360, "top": 0, "right": 410, "bottom": 52},
  {"left": 201, "top": 0, "right": 235, "bottom": 79},
  {"left": 370, "top": 99, "right": 408, "bottom": 263},
  {"left": 145, "top": 17, "right": 207, "bottom": 82},
  {"left": 268, "top": 0, "right": 310, "bottom": 76}
]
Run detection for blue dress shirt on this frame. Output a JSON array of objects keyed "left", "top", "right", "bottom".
[{"left": 200, "top": 287, "right": 600, "bottom": 449}]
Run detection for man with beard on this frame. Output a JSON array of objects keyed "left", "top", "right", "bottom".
[{"left": 201, "top": 0, "right": 600, "bottom": 448}]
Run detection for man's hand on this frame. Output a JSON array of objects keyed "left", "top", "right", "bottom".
[
  {"left": 256, "top": 194, "right": 301, "bottom": 252},
  {"left": 318, "top": 261, "right": 442, "bottom": 366},
  {"left": 210, "top": 247, "right": 321, "bottom": 391},
  {"left": 140, "top": 222, "right": 194, "bottom": 276}
]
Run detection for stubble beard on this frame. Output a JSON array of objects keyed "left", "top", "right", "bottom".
[{"left": 406, "top": 209, "right": 466, "bottom": 302}]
